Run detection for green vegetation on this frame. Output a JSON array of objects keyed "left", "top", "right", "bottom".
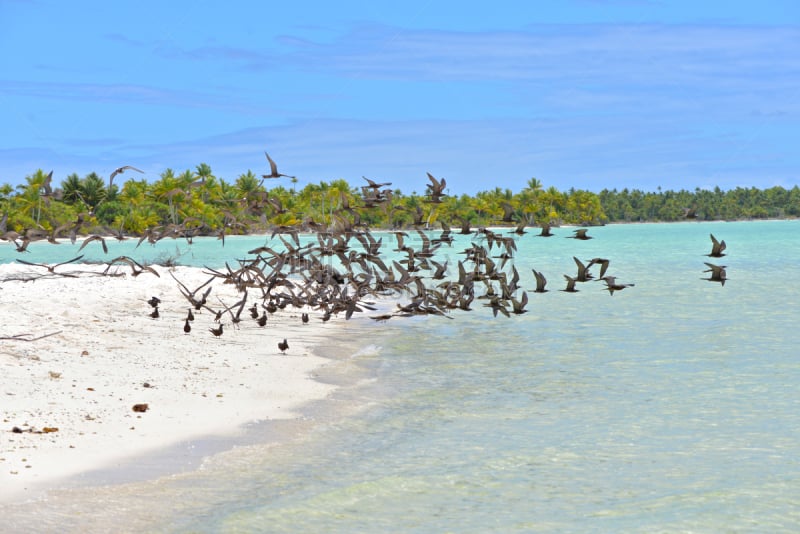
[{"left": 2, "top": 166, "right": 798, "bottom": 237}]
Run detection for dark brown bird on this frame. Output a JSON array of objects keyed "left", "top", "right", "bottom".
[
  {"left": 561, "top": 275, "right": 579, "bottom": 293},
  {"left": 209, "top": 323, "right": 224, "bottom": 337},
  {"left": 702, "top": 262, "right": 727, "bottom": 286},
  {"left": 301, "top": 312, "right": 309, "bottom": 324},
  {"left": 569, "top": 228, "right": 592, "bottom": 240},
  {"left": 363, "top": 176, "right": 392, "bottom": 189},
  {"left": 425, "top": 172, "right": 447, "bottom": 203},
  {"left": 17, "top": 254, "right": 84, "bottom": 274},
  {"left": 573, "top": 256, "right": 594, "bottom": 282},
  {"left": 183, "top": 318, "right": 191, "bottom": 334},
  {"left": 150, "top": 307, "right": 160, "bottom": 319},
  {"left": 531, "top": 268, "right": 548, "bottom": 293},
  {"left": 78, "top": 234, "right": 108, "bottom": 254},
  {"left": 257, "top": 312, "right": 268, "bottom": 326},
  {"left": 536, "top": 224, "right": 554, "bottom": 237},
  {"left": 586, "top": 258, "right": 611, "bottom": 279},
  {"left": 187, "top": 309, "right": 195, "bottom": 321},
  {"left": 147, "top": 296, "right": 161, "bottom": 308},
  {"left": 707, "top": 234, "right": 726, "bottom": 258},
  {"left": 263, "top": 151, "right": 295, "bottom": 179},
  {"left": 601, "top": 276, "right": 635, "bottom": 295},
  {"left": 109, "top": 165, "right": 144, "bottom": 188},
  {"left": 278, "top": 338, "right": 289, "bottom": 353}
]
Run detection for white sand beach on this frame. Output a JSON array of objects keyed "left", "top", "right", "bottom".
[{"left": 0, "top": 262, "right": 340, "bottom": 503}]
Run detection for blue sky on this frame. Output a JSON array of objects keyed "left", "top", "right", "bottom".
[{"left": 1, "top": 0, "right": 798, "bottom": 194}]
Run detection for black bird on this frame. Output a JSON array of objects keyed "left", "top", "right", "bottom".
[
  {"left": 586, "top": 258, "right": 611, "bottom": 279},
  {"left": 536, "top": 224, "right": 554, "bottom": 237},
  {"left": 278, "top": 338, "right": 289, "bottom": 353},
  {"left": 425, "top": 172, "right": 447, "bottom": 203},
  {"left": 209, "top": 323, "right": 224, "bottom": 337},
  {"left": 78, "top": 234, "right": 108, "bottom": 254},
  {"left": 150, "top": 307, "right": 160, "bottom": 319},
  {"left": 183, "top": 318, "right": 191, "bottom": 334},
  {"left": 187, "top": 309, "right": 195, "bottom": 321},
  {"left": 531, "top": 268, "right": 548, "bottom": 293},
  {"left": 301, "top": 312, "right": 309, "bottom": 324},
  {"left": 561, "top": 275, "right": 579, "bottom": 293},
  {"left": 702, "top": 262, "right": 727, "bottom": 286},
  {"left": 573, "top": 257, "right": 594, "bottom": 282},
  {"left": 707, "top": 234, "right": 726, "bottom": 258},
  {"left": 257, "top": 312, "right": 268, "bottom": 326},
  {"left": 147, "top": 296, "right": 161, "bottom": 308},
  {"left": 510, "top": 292, "right": 528, "bottom": 314},
  {"left": 601, "top": 276, "right": 635, "bottom": 295},
  {"left": 263, "top": 151, "right": 295, "bottom": 179},
  {"left": 569, "top": 228, "right": 592, "bottom": 240}
]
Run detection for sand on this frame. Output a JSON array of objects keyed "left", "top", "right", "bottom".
[{"left": 0, "top": 262, "right": 340, "bottom": 503}]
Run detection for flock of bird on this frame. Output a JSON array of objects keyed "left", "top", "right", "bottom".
[{"left": 3, "top": 153, "right": 727, "bottom": 349}]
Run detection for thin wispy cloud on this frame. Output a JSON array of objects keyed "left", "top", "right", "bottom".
[
  {"left": 2, "top": 1, "right": 797, "bottom": 193},
  {"left": 0, "top": 79, "right": 273, "bottom": 114}
]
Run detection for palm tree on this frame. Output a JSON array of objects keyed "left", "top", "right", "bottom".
[{"left": 79, "top": 172, "right": 108, "bottom": 210}]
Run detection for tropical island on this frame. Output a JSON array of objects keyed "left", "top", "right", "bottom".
[{"left": 2, "top": 165, "right": 799, "bottom": 245}]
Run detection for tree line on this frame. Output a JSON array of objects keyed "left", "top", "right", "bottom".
[{"left": 2, "top": 165, "right": 799, "bottom": 238}]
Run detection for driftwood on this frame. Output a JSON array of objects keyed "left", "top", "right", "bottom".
[{"left": 0, "top": 331, "right": 62, "bottom": 342}]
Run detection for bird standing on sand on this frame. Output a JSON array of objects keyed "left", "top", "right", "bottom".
[
  {"left": 150, "top": 307, "right": 160, "bottom": 319},
  {"left": 278, "top": 338, "right": 289, "bottom": 353},
  {"left": 301, "top": 313, "right": 309, "bottom": 324},
  {"left": 209, "top": 323, "right": 224, "bottom": 337},
  {"left": 183, "top": 319, "right": 191, "bottom": 334},
  {"left": 148, "top": 296, "right": 161, "bottom": 308}
]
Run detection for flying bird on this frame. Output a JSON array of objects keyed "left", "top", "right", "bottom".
[
  {"left": 263, "top": 152, "right": 295, "bottom": 179},
  {"left": 586, "top": 258, "right": 611, "bottom": 279},
  {"left": 569, "top": 228, "right": 592, "bottom": 240},
  {"left": 561, "top": 275, "right": 579, "bottom": 293},
  {"left": 78, "top": 234, "right": 108, "bottom": 254},
  {"left": 16, "top": 254, "right": 84, "bottom": 274},
  {"left": 702, "top": 262, "right": 727, "bottom": 286},
  {"left": 109, "top": 165, "right": 144, "bottom": 188},
  {"left": 601, "top": 276, "right": 635, "bottom": 295},
  {"left": 531, "top": 268, "right": 548, "bottom": 293},
  {"left": 707, "top": 234, "right": 726, "bottom": 258}
]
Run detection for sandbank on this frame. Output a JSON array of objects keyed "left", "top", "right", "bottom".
[{"left": 0, "top": 262, "right": 342, "bottom": 503}]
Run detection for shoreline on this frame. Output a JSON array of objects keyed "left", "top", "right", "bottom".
[{"left": 0, "top": 263, "right": 346, "bottom": 504}]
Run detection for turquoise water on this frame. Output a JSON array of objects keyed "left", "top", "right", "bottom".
[{"left": 3, "top": 221, "right": 800, "bottom": 532}]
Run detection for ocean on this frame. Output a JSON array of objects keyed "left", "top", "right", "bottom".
[{"left": 2, "top": 220, "right": 800, "bottom": 532}]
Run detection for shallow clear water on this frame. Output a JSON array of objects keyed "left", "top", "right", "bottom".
[{"left": 3, "top": 221, "right": 800, "bottom": 532}]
